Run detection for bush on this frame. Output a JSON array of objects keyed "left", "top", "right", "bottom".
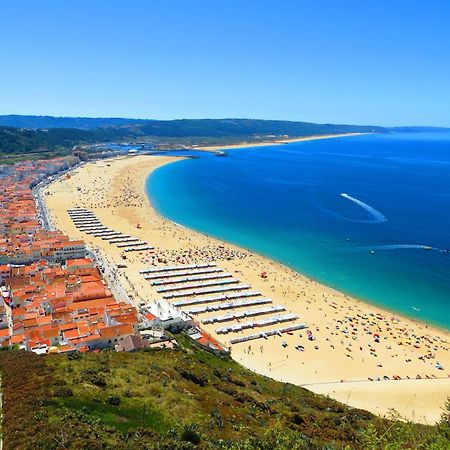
[
  {"left": 177, "top": 368, "right": 208, "bottom": 387},
  {"left": 107, "top": 396, "right": 121, "bottom": 406},
  {"left": 88, "top": 373, "right": 107, "bottom": 387},
  {"left": 54, "top": 387, "right": 73, "bottom": 397},
  {"left": 291, "top": 413, "right": 304, "bottom": 425},
  {"left": 68, "top": 351, "right": 82, "bottom": 360},
  {"left": 181, "top": 425, "right": 201, "bottom": 445}
]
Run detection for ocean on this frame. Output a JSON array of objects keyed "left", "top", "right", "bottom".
[{"left": 147, "top": 133, "right": 450, "bottom": 330}]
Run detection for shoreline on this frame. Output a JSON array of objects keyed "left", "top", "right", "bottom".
[
  {"left": 196, "top": 132, "right": 370, "bottom": 151},
  {"left": 160, "top": 207, "right": 449, "bottom": 335},
  {"left": 154, "top": 145, "right": 449, "bottom": 335},
  {"left": 44, "top": 154, "right": 450, "bottom": 424}
]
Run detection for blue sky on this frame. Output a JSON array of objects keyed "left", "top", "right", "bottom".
[{"left": 1, "top": 0, "right": 449, "bottom": 126}]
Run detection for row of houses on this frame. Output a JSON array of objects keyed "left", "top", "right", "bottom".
[
  {"left": 0, "top": 157, "right": 143, "bottom": 353},
  {"left": 2, "top": 258, "right": 139, "bottom": 353},
  {"left": 0, "top": 158, "right": 86, "bottom": 264}
]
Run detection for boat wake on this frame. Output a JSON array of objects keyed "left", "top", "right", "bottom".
[
  {"left": 357, "top": 244, "right": 444, "bottom": 252},
  {"left": 340, "top": 193, "right": 387, "bottom": 223},
  {"left": 371, "top": 244, "right": 431, "bottom": 251}
]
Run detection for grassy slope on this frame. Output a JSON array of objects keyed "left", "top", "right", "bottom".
[{"left": 0, "top": 337, "right": 448, "bottom": 450}]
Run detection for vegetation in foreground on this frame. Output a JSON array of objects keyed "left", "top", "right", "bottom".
[{"left": 0, "top": 337, "right": 448, "bottom": 450}]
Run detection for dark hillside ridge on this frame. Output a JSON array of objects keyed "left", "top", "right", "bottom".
[
  {"left": 0, "top": 114, "right": 148, "bottom": 129},
  {"left": 132, "top": 118, "right": 385, "bottom": 137},
  {"left": 0, "top": 115, "right": 385, "bottom": 134},
  {"left": 2, "top": 115, "right": 448, "bottom": 134},
  {"left": 1, "top": 116, "right": 448, "bottom": 157},
  {"left": 0, "top": 118, "right": 386, "bottom": 155}
]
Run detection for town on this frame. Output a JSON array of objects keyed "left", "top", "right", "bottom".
[{"left": 0, "top": 154, "right": 223, "bottom": 354}]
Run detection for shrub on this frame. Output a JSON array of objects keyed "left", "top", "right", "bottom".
[
  {"left": 181, "top": 424, "right": 201, "bottom": 445},
  {"left": 54, "top": 386, "right": 73, "bottom": 397},
  {"left": 68, "top": 351, "right": 82, "bottom": 360},
  {"left": 107, "top": 396, "right": 121, "bottom": 406},
  {"left": 89, "top": 373, "right": 107, "bottom": 387},
  {"left": 178, "top": 368, "right": 208, "bottom": 387},
  {"left": 291, "top": 413, "right": 304, "bottom": 425}
]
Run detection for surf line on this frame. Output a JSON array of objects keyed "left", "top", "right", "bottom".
[{"left": 340, "top": 193, "right": 387, "bottom": 223}]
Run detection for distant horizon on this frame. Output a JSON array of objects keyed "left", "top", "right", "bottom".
[{"left": 0, "top": 113, "right": 449, "bottom": 129}]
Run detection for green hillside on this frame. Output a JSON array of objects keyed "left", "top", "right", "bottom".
[
  {"left": 0, "top": 115, "right": 147, "bottom": 129},
  {"left": 0, "top": 126, "right": 120, "bottom": 155},
  {"left": 1, "top": 115, "right": 448, "bottom": 164},
  {"left": 0, "top": 337, "right": 448, "bottom": 450},
  {"left": 0, "top": 118, "right": 387, "bottom": 157}
]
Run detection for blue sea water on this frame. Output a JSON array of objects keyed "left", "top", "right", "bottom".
[{"left": 147, "top": 133, "right": 450, "bottom": 330}]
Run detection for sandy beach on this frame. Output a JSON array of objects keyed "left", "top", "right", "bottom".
[
  {"left": 197, "top": 132, "right": 369, "bottom": 151},
  {"left": 44, "top": 153, "right": 450, "bottom": 424}
]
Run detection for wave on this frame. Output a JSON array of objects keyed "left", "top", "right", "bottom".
[{"left": 340, "top": 193, "right": 387, "bottom": 223}]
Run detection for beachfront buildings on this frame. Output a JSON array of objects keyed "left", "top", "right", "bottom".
[
  {"left": 0, "top": 157, "right": 142, "bottom": 353},
  {"left": 5, "top": 257, "right": 140, "bottom": 353}
]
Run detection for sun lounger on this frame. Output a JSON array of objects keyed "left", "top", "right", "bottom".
[
  {"left": 116, "top": 241, "right": 146, "bottom": 248},
  {"left": 99, "top": 233, "right": 125, "bottom": 239},
  {"left": 216, "top": 313, "right": 298, "bottom": 335},
  {"left": 72, "top": 217, "right": 99, "bottom": 222},
  {"left": 163, "top": 284, "right": 251, "bottom": 299},
  {"left": 156, "top": 278, "right": 239, "bottom": 293},
  {"left": 84, "top": 228, "right": 109, "bottom": 234},
  {"left": 202, "top": 305, "right": 285, "bottom": 324},
  {"left": 139, "top": 263, "right": 216, "bottom": 274},
  {"left": 172, "top": 291, "right": 261, "bottom": 307},
  {"left": 77, "top": 224, "right": 104, "bottom": 230},
  {"left": 109, "top": 237, "right": 140, "bottom": 244},
  {"left": 228, "top": 323, "right": 307, "bottom": 344},
  {"left": 69, "top": 214, "right": 97, "bottom": 219},
  {"left": 144, "top": 267, "right": 223, "bottom": 280},
  {"left": 124, "top": 246, "right": 154, "bottom": 252},
  {"left": 151, "top": 272, "right": 232, "bottom": 286},
  {"left": 184, "top": 298, "right": 272, "bottom": 314}
]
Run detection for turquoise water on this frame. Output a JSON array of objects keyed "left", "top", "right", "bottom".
[{"left": 147, "top": 133, "right": 450, "bottom": 330}]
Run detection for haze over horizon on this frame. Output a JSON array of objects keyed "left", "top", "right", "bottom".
[{"left": 2, "top": 0, "right": 450, "bottom": 127}]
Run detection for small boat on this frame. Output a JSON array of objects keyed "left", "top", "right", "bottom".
[
  {"left": 370, "top": 250, "right": 375, "bottom": 254},
  {"left": 412, "top": 306, "right": 420, "bottom": 312},
  {"left": 215, "top": 151, "right": 226, "bottom": 157}
]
